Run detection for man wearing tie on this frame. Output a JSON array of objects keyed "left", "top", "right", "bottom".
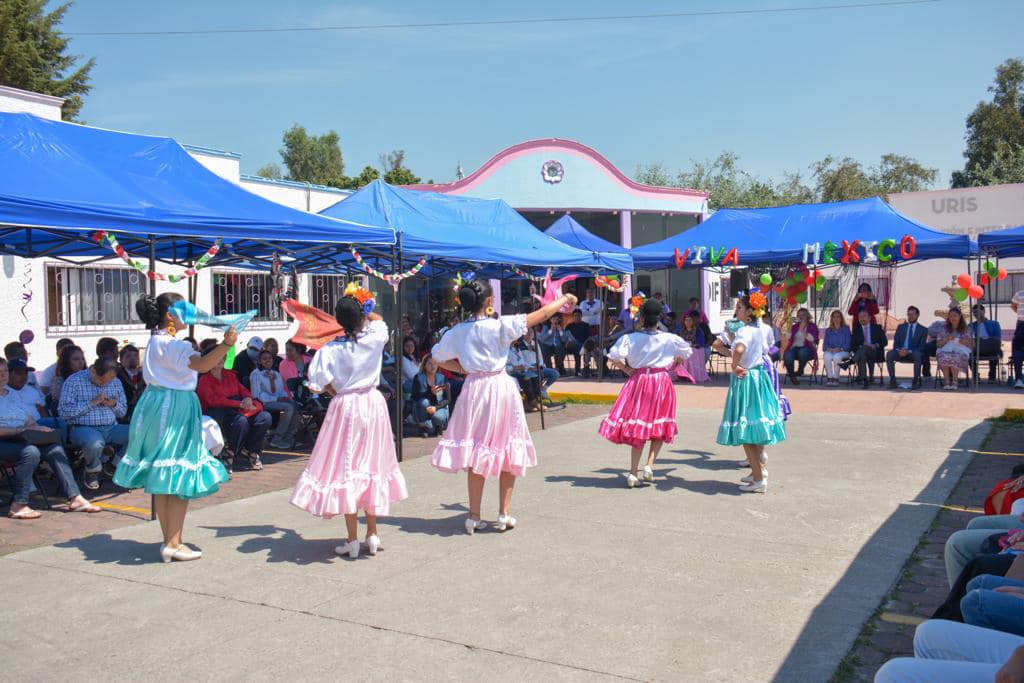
[
  {"left": 886, "top": 306, "right": 927, "bottom": 390},
  {"left": 850, "top": 310, "right": 887, "bottom": 388}
]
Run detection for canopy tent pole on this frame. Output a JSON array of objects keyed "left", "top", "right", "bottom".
[
  {"left": 392, "top": 238, "right": 404, "bottom": 462},
  {"left": 148, "top": 236, "right": 157, "bottom": 521},
  {"left": 598, "top": 282, "right": 607, "bottom": 381}
]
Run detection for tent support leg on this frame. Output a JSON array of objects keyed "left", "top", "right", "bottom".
[
  {"left": 392, "top": 241, "right": 404, "bottom": 462},
  {"left": 598, "top": 285, "right": 606, "bottom": 381},
  {"left": 148, "top": 236, "right": 157, "bottom": 521}
]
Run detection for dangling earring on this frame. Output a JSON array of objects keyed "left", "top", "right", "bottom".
[
  {"left": 166, "top": 321, "right": 176, "bottom": 336},
  {"left": 485, "top": 306, "right": 495, "bottom": 317}
]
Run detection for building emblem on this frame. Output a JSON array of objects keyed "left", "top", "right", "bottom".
[{"left": 541, "top": 160, "right": 564, "bottom": 184}]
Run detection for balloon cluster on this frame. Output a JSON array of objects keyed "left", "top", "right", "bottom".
[
  {"left": 951, "top": 262, "right": 1007, "bottom": 302},
  {"left": 979, "top": 260, "right": 1009, "bottom": 287},
  {"left": 757, "top": 264, "right": 825, "bottom": 306}
]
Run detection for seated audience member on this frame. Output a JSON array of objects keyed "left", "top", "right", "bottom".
[
  {"left": 4, "top": 340, "right": 38, "bottom": 388},
  {"left": 970, "top": 303, "right": 1003, "bottom": 382},
  {"left": 783, "top": 307, "right": 819, "bottom": 385},
  {"left": 874, "top": 621, "right": 1024, "bottom": 683},
  {"left": 537, "top": 314, "right": 568, "bottom": 375},
  {"left": 676, "top": 312, "right": 709, "bottom": 383},
  {"left": 943, "top": 512, "right": 1023, "bottom": 588},
  {"left": 95, "top": 336, "right": 118, "bottom": 363},
  {"left": 1013, "top": 287, "right": 1024, "bottom": 388},
  {"left": 249, "top": 349, "right": 300, "bottom": 450},
  {"left": 49, "top": 344, "right": 85, "bottom": 409},
  {"left": 232, "top": 336, "right": 262, "bottom": 390},
  {"left": 822, "top": 310, "right": 852, "bottom": 386},
  {"left": 6, "top": 359, "right": 49, "bottom": 422},
  {"left": 937, "top": 307, "right": 973, "bottom": 390},
  {"left": 197, "top": 346, "right": 272, "bottom": 471},
  {"left": 410, "top": 356, "right": 450, "bottom": 437},
  {"left": 565, "top": 309, "right": 593, "bottom": 376},
  {"left": 665, "top": 311, "right": 683, "bottom": 335},
  {"left": 279, "top": 341, "right": 311, "bottom": 398},
  {"left": 523, "top": 328, "right": 560, "bottom": 402},
  {"left": 885, "top": 305, "right": 927, "bottom": 390},
  {"left": 507, "top": 338, "right": 542, "bottom": 412},
  {"left": 960, "top": 573, "right": 1024, "bottom": 636},
  {"left": 922, "top": 309, "right": 949, "bottom": 379},
  {"left": 685, "top": 297, "right": 709, "bottom": 326},
  {"left": 58, "top": 357, "right": 129, "bottom": 490},
  {"left": 847, "top": 282, "right": 879, "bottom": 324},
  {"left": 37, "top": 337, "right": 73, "bottom": 396},
  {"left": 849, "top": 309, "right": 886, "bottom": 388},
  {"left": 399, "top": 336, "right": 420, "bottom": 394},
  {"left": 262, "top": 337, "right": 282, "bottom": 371},
  {"left": 117, "top": 344, "right": 146, "bottom": 421},
  {"left": 579, "top": 289, "right": 603, "bottom": 334},
  {"left": 617, "top": 304, "right": 635, "bottom": 333},
  {"left": 652, "top": 292, "right": 672, "bottom": 318},
  {"left": 0, "top": 358, "right": 101, "bottom": 518}
]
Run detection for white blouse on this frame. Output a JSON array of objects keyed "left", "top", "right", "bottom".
[
  {"left": 307, "top": 319, "right": 389, "bottom": 393},
  {"left": 432, "top": 315, "right": 527, "bottom": 374},
  {"left": 143, "top": 333, "right": 200, "bottom": 391},
  {"left": 734, "top": 324, "right": 768, "bottom": 369},
  {"left": 607, "top": 331, "right": 692, "bottom": 369}
]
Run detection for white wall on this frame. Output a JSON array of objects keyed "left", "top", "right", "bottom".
[{"left": 0, "top": 85, "right": 63, "bottom": 120}]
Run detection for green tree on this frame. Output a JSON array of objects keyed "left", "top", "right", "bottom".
[
  {"left": 345, "top": 165, "right": 380, "bottom": 189},
  {"left": 952, "top": 58, "right": 1024, "bottom": 187},
  {"left": 379, "top": 149, "right": 421, "bottom": 185},
  {"left": 279, "top": 125, "right": 346, "bottom": 187},
  {"left": 633, "top": 162, "right": 672, "bottom": 186},
  {"left": 0, "top": 0, "right": 95, "bottom": 120},
  {"left": 811, "top": 154, "right": 937, "bottom": 201},
  {"left": 255, "top": 163, "right": 281, "bottom": 179}
]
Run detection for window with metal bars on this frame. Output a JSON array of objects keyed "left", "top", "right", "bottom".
[
  {"left": 211, "top": 270, "right": 283, "bottom": 322},
  {"left": 46, "top": 264, "right": 146, "bottom": 329},
  {"left": 307, "top": 274, "right": 361, "bottom": 314},
  {"left": 982, "top": 272, "right": 1024, "bottom": 304}
]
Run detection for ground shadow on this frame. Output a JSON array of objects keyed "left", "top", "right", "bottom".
[
  {"left": 545, "top": 467, "right": 631, "bottom": 489},
  {"left": 54, "top": 533, "right": 158, "bottom": 565},
  {"left": 200, "top": 524, "right": 337, "bottom": 565},
  {"left": 772, "top": 421, "right": 991, "bottom": 682},
  {"left": 655, "top": 475, "right": 743, "bottom": 496}
]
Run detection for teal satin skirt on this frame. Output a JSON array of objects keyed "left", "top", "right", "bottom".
[
  {"left": 113, "top": 386, "right": 229, "bottom": 499},
  {"left": 716, "top": 366, "right": 787, "bottom": 447}
]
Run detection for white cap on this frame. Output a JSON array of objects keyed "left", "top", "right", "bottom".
[{"left": 247, "top": 336, "right": 264, "bottom": 351}]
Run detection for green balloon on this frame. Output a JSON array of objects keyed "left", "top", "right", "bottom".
[
  {"left": 760, "top": 273, "right": 772, "bottom": 286},
  {"left": 815, "top": 281, "right": 825, "bottom": 292},
  {"left": 985, "top": 260, "right": 995, "bottom": 272},
  {"left": 953, "top": 288, "right": 968, "bottom": 302},
  {"left": 815, "top": 274, "right": 826, "bottom": 285},
  {"left": 795, "top": 290, "right": 808, "bottom": 304}
]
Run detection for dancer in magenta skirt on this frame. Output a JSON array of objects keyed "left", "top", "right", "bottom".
[
  {"left": 290, "top": 288, "right": 408, "bottom": 559},
  {"left": 431, "top": 280, "right": 576, "bottom": 534},
  {"left": 599, "top": 300, "right": 692, "bottom": 488}
]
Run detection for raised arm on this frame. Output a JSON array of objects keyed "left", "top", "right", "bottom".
[
  {"left": 189, "top": 326, "right": 239, "bottom": 374},
  {"left": 526, "top": 294, "right": 578, "bottom": 329}
]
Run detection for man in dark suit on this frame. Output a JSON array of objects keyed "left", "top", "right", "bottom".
[
  {"left": 885, "top": 306, "right": 928, "bottom": 390},
  {"left": 850, "top": 309, "right": 887, "bottom": 388}
]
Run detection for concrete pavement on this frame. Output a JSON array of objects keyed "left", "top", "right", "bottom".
[{"left": 1, "top": 408, "right": 986, "bottom": 682}]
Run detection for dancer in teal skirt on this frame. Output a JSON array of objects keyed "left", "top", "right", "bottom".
[
  {"left": 113, "top": 293, "right": 236, "bottom": 562},
  {"left": 716, "top": 293, "right": 786, "bottom": 494}
]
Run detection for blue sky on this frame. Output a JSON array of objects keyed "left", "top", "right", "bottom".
[{"left": 62, "top": 0, "right": 1022, "bottom": 187}]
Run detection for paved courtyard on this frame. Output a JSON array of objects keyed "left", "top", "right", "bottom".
[{"left": 1, "top": 403, "right": 986, "bottom": 682}]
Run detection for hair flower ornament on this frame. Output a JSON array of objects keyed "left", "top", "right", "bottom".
[{"left": 344, "top": 282, "right": 376, "bottom": 314}]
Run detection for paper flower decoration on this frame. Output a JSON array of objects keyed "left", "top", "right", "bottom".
[
  {"left": 748, "top": 291, "right": 768, "bottom": 316},
  {"left": 344, "top": 282, "right": 376, "bottom": 314}
]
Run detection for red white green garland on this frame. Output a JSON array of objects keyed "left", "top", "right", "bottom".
[
  {"left": 596, "top": 274, "right": 629, "bottom": 293},
  {"left": 93, "top": 231, "right": 221, "bottom": 283},
  {"left": 350, "top": 248, "right": 426, "bottom": 289},
  {"left": 512, "top": 266, "right": 546, "bottom": 282}
]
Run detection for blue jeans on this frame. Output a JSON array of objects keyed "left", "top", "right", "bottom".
[
  {"left": 962, "top": 574, "right": 1024, "bottom": 636},
  {"left": 945, "top": 514, "right": 1024, "bottom": 587},
  {"left": 413, "top": 400, "right": 449, "bottom": 435},
  {"left": 70, "top": 423, "right": 130, "bottom": 473},
  {"left": 0, "top": 438, "right": 81, "bottom": 503},
  {"left": 784, "top": 347, "right": 812, "bottom": 376}
]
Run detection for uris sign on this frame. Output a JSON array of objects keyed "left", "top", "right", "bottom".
[{"left": 931, "top": 197, "right": 978, "bottom": 214}]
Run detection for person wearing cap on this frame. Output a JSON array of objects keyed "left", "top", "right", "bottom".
[
  {"left": 59, "top": 357, "right": 129, "bottom": 490},
  {"left": 232, "top": 336, "right": 262, "bottom": 390},
  {"left": 4, "top": 341, "right": 39, "bottom": 389},
  {"left": 6, "top": 359, "right": 49, "bottom": 422}
]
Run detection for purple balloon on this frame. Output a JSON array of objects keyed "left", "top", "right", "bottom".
[{"left": 19, "top": 329, "right": 34, "bottom": 345}]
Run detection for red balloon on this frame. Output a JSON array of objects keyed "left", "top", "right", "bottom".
[
  {"left": 956, "top": 273, "right": 973, "bottom": 289},
  {"left": 967, "top": 284, "right": 984, "bottom": 299},
  {"left": 759, "top": 283, "right": 771, "bottom": 294},
  {"left": 999, "top": 268, "right": 1008, "bottom": 281},
  {"left": 796, "top": 281, "right": 808, "bottom": 292},
  {"left": 980, "top": 273, "right": 991, "bottom": 285},
  {"left": 787, "top": 294, "right": 797, "bottom": 305}
]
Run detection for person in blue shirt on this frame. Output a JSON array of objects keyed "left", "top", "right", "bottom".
[{"left": 970, "top": 304, "right": 1003, "bottom": 382}]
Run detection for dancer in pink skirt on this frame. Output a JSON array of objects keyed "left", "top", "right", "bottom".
[
  {"left": 290, "top": 287, "right": 408, "bottom": 559},
  {"left": 431, "top": 280, "right": 577, "bottom": 534},
  {"left": 599, "top": 300, "right": 692, "bottom": 488}
]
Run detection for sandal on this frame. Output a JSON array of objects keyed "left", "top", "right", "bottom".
[
  {"left": 69, "top": 499, "right": 103, "bottom": 513},
  {"left": 7, "top": 507, "right": 42, "bottom": 520}
]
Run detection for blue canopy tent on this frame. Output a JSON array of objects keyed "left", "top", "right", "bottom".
[
  {"left": 0, "top": 112, "right": 395, "bottom": 270},
  {"left": 978, "top": 225, "right": 1024, "bottom": 258},
  {"left": 320, "top": 180, "right": 633, "bottom": 274},
  {"left": 631, "top": 196, "right": 973, "bottom": 269},
  {"left": 544, "top": 214, "right": 629, "bottom": 256}
]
